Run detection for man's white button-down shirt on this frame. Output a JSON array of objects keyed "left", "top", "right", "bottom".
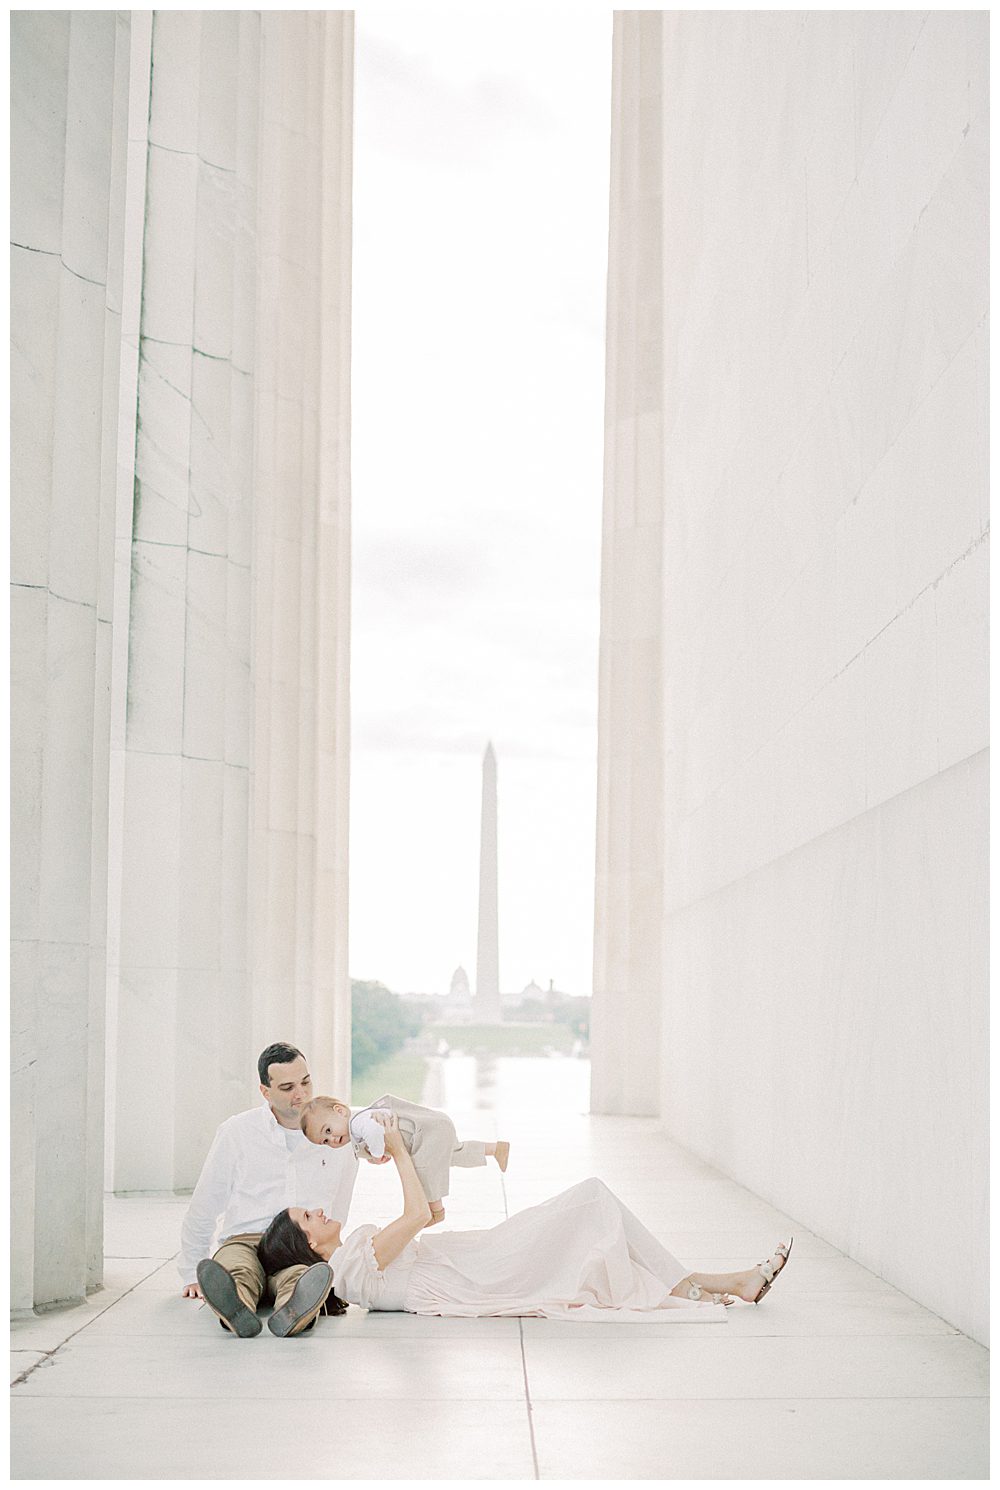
[{"left": 178, "top": 1103, "right": 358, "bottom": 1284}]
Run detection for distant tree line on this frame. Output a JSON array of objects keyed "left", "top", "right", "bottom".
[
  {"left": 513, "top": 994, "right": 590, "bottom": 1041},
  {"left": 351, "top": 980, "right": 423, "bottom": 1078}
]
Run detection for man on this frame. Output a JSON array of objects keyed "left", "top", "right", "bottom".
[{"left": 179, "top": 1042, "right": 357, "bottom": 1338}]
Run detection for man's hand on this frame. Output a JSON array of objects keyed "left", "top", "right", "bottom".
[{"left": 181, "top": 1283, "right": 204, "bottom": 1300}]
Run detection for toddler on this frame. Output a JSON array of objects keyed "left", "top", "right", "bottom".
[{"left": 301, "top": 1093, "right": 509, "bottom": 1226}]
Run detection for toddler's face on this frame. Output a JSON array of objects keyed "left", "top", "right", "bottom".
[{"left": 304, "top": 1101, "right": 351, "bottom": 1147}]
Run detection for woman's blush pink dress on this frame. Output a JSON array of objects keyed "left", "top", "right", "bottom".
[{"left": 328, "top": 1178, "right": 726, "bottom": 1322}]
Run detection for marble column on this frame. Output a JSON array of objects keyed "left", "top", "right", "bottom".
[
  {"left": 103, "top": 11, "right": 153, "bottom": 1191},
  {"left": 251, "top": 12, "right": 354, "bottom": 1100},
  {"left": 107, "top": 11, "right": 262, "bottom": 1194},
  {"left": 10, "top": 11, "right": 131, "bottom": 1308},
  {"left": 590, "top": 13, "right": 664, "bottom": 1116},
  {"left": 108, "top": 12, "right": 354, "bottom": 1190},
  {"left": 475, "top": 743, "right": 502, "bottom": 1023}
]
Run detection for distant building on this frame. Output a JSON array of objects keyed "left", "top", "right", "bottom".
[{"left": 438, "top": 963, "right": 476, "bottom": 1025}]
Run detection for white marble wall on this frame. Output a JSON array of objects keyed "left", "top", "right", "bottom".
[
  {"left": 598, "top": 12, "right": 988, "bottom": 1341},
  {"left": 11, "top": 11, "right": 131, "bottom": 1309},
  {"left": 591, "top": 13, "right": 665, "bottom": 1117}
]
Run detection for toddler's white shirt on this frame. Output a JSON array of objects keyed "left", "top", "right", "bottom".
[{"left": 349, "top": 1100, "right": 393, "bottom": 1158}]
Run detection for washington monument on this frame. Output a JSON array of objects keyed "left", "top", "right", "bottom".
[{"left": 475, "top": 742, "right": 501, "bottom": 1022}]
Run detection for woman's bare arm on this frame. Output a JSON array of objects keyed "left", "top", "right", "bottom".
[{"left": 370, "top": 1124, "right": 432, "bottom": 1271}]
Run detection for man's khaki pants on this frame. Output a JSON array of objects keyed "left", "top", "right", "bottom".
[{"left": 213, "top": 1233, "right": 326, "bottom": 1335}]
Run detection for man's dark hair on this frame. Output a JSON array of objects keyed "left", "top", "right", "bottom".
[
  {"left": 259, "top": 1208, "right": 324, "bottom": 1273},
  {"left": 257, "top": 1043, "right": 305, "bottom": 1086}
]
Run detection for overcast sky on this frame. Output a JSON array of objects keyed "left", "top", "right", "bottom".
[{"left": 349, "top": 6, "right": 612, "bottom": 996}]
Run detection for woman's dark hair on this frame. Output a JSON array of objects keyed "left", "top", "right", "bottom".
[{"left": 258, "top": 1208, "right": 324, "bottom": 1275}]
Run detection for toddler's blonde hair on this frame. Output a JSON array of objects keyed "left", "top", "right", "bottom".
[{"left": 299, "top": 1094, "right": 349, "bottom": 1135}]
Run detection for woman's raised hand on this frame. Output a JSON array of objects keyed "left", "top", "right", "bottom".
[{"left": 380, "top": 1113, "right": 405, "bottom": 1154}]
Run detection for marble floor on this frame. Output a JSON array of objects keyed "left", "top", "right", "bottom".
[{"left": 10, "top": 1100, "right": 988, "bottom": 1480}]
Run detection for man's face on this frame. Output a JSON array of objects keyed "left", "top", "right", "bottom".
[{"left": 260, "top": 1056, "right": 312, "bottom": 1124}]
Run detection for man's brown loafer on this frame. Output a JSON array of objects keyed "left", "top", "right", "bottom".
[
  {"left": 268, "top": 1262, "right": 334, "bottom": 1337},
  {"left": 196, "top": 1258, "right": 262, "bottom": 1338}
]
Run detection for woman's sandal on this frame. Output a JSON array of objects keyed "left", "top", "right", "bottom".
[
  {"left": 686, "top": 1283, "right": 733, "bottom": 1305},
  {"left": 752, "top": 1238, "right": 793, "bottom": 1304}
]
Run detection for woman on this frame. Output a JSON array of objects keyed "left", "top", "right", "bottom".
[{"left": 258, "top": 1116, "right": 792, "bottom": 1320}]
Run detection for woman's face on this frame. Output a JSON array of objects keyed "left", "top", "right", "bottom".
[{"left": 288, "top": 1206, "right": 342, "bottom": 1255}]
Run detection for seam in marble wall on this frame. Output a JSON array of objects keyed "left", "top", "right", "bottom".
[{"left": 674, "top": 525, "right": 989, "bottom": 842}]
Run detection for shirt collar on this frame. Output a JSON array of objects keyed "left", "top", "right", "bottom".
[{"left": 259, "top": 1101, "right": 301, "bottom": 1148}]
